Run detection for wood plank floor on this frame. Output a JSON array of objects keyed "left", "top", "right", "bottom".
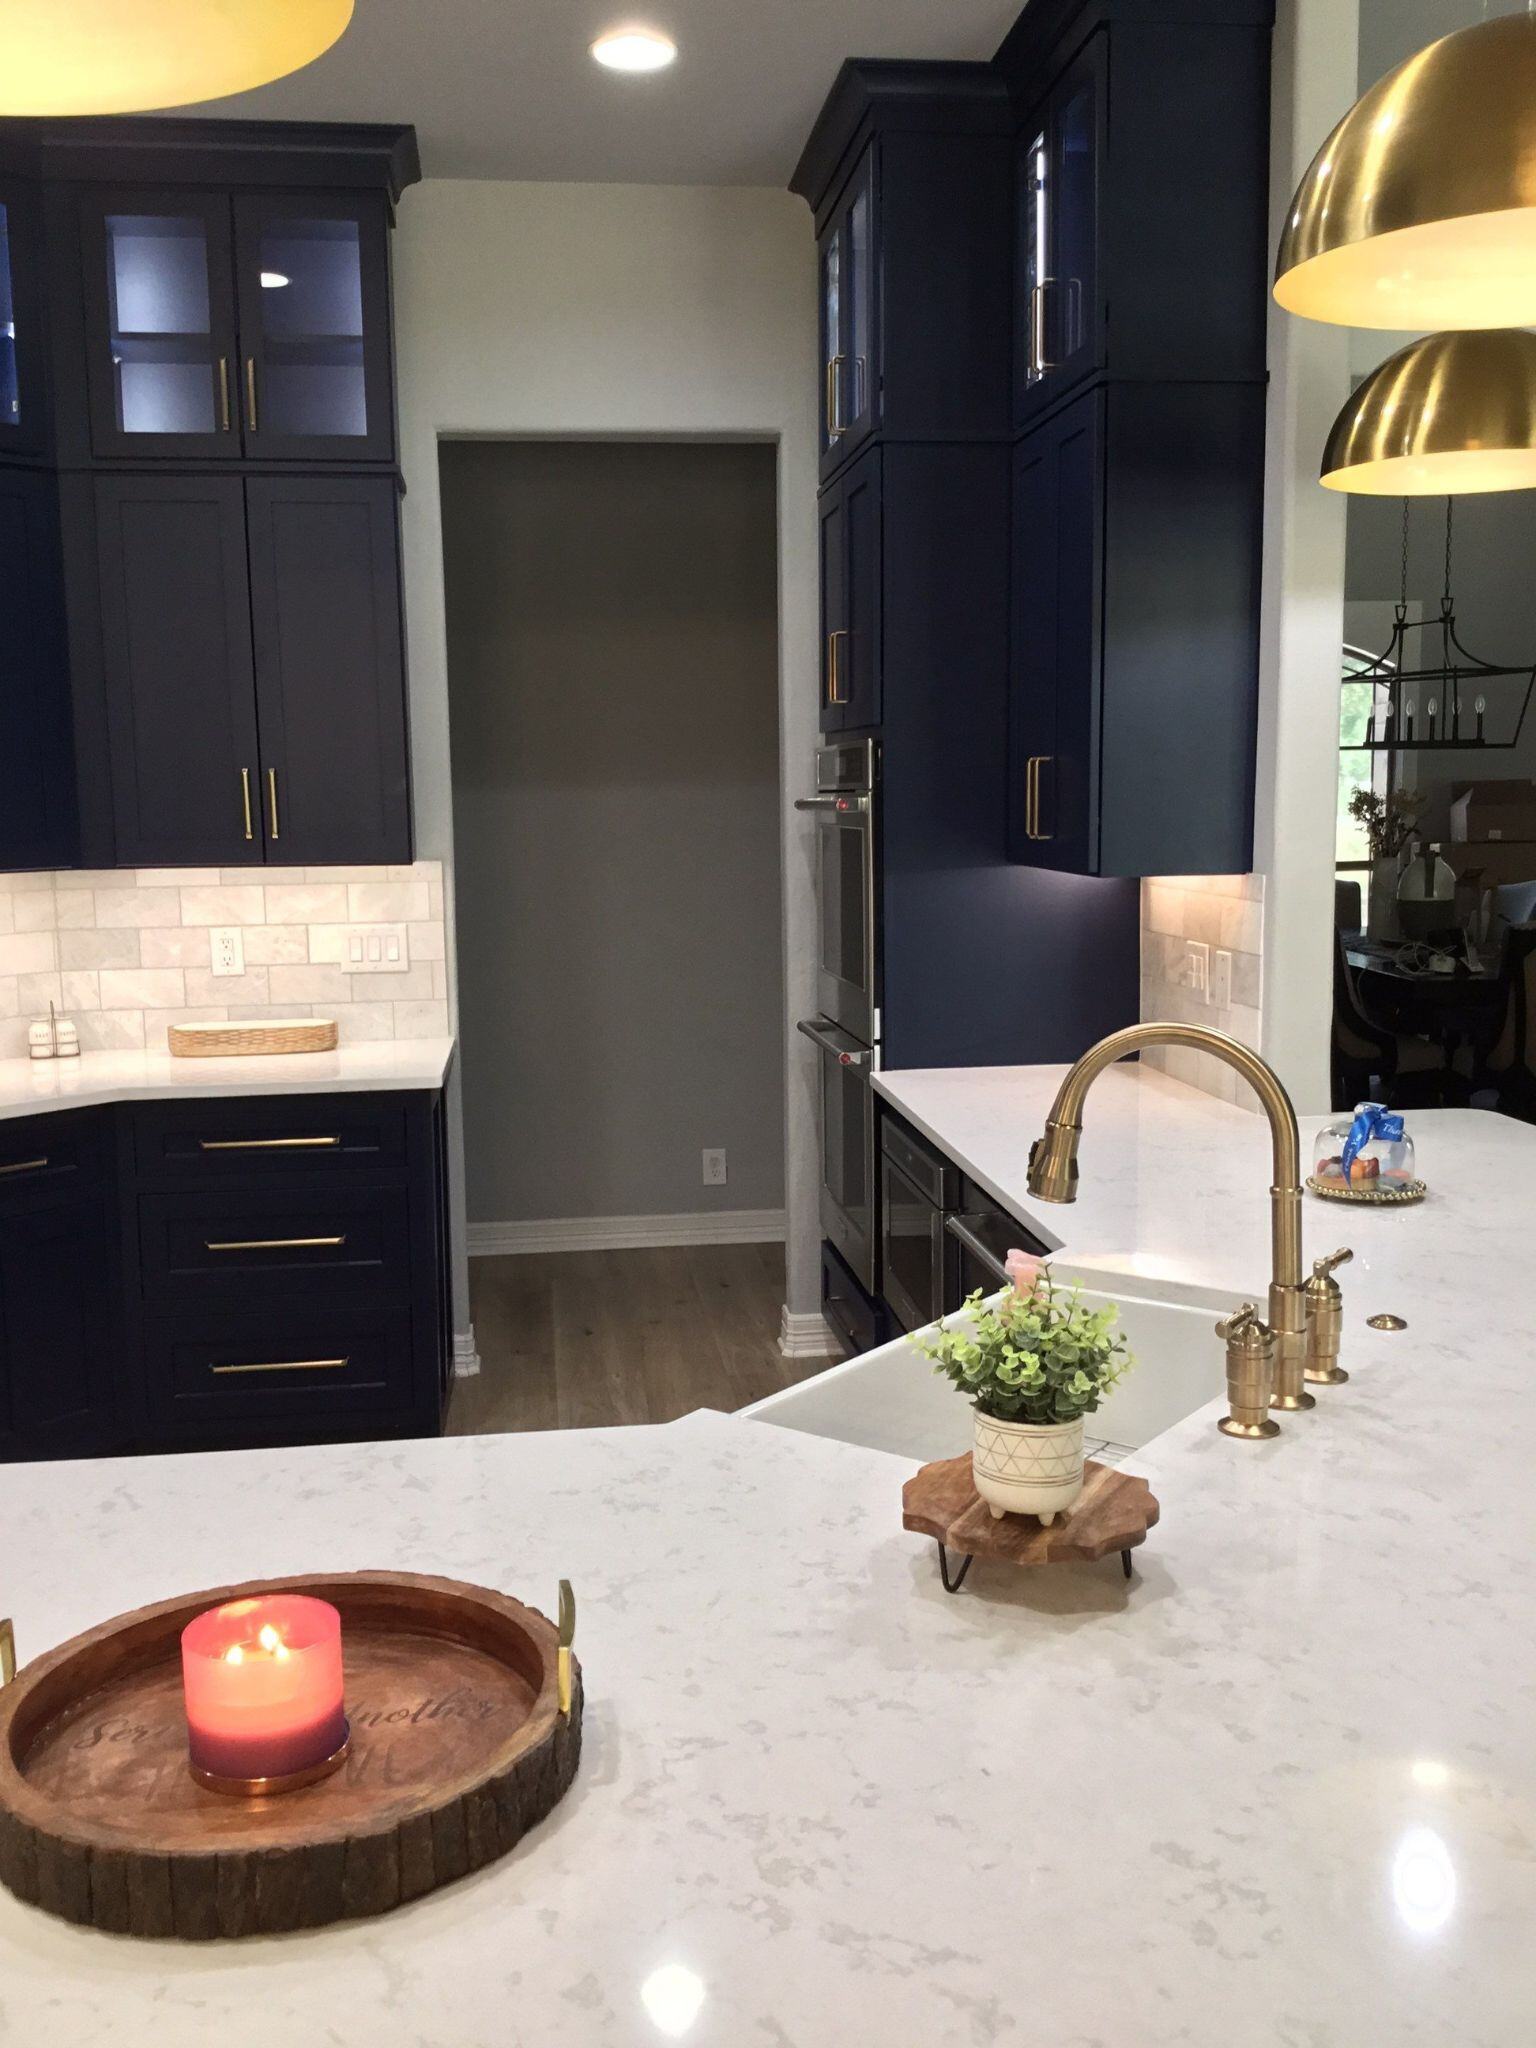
[{"left": 447, "top": 1241, "right": 835, "bottom": 1436}]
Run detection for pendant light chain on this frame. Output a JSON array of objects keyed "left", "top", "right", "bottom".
[
  {"left": 1399, "top": 498, "right": 1410, "bottom": 611},
  {"left": 1443, "top": 497, "right": 1455, "bottom": 611}
]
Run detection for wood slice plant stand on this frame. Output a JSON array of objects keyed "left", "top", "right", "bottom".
[
  {"left": 0, "top": 1571, "right": 582, "bottom": 1938},
  {"left": 903, "top": 1455, "right": 1159, "bottom": 1592}
]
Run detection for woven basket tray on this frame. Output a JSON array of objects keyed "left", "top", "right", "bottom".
[{"left": 167, "top": 1018, "right": 339, "bottom": 1058}]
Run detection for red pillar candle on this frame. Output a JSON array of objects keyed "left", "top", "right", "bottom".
[{"left": 181, "top": 1594, "right": 348, "bottom": 1788}]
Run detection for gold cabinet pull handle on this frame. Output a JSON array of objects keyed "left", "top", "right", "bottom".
[
  {"left": 1030, "top": 278, "right": 1056, "bottom": 377},
  {"left": 0, "top": 1156, "right": 48, "bottom": 1177},
  {"left": 240, "top": 767, "right": 254, "bottom": 842},
  {"left": 211, "top": 1357, "right": 349, "bottom": 1377},
  {"left": 199, "top": 1136, "right": 342, "bottom": 1151},
  {"left": 266, "top": 767, "right": 280, "bottom": 841},
  {"left": 205, "top": 1235, "right": 348, "bottom": 1252},
  {"left": 827, "top": 628, "right": 849, "bottom": 705},
  {"left": 217, "top": 355, "right": 231, "bottom": 432},
  {"left": 1025, "top": 755, "right": 1055, "bottom": 841},
  {"left": 244, "top": 356, "right": 258, "bottom": 433},
  {"left": 825, "top": 352, "right": 845, "bottom": 437}
]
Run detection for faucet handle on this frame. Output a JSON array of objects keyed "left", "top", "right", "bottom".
[
  {"left": 1304, "top": 1249, "right": 1352, "bottom": 1387},
  {"left": 1216, "top": 1304, "right": 1281, "bottom": 1440}
]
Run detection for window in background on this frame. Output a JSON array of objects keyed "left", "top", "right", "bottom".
[{"left": 1338, "top": 643, "right": 1391, "bottom": 873}]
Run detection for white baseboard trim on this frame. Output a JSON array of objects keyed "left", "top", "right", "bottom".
[
  {"left": 779, "top": 1305, "right": 844, "bottom": 1359},
  {"left": 451, "top": 1326, "right": 481, "bottom": 1378},
  {"left": 467, "top": 1209, "right": 786, "bottom": 1256}
]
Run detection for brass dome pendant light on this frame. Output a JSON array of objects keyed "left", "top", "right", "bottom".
[
  {"left": 0, "top": 0, "right": 353, "bottom": 117},
  {"left": 1275, "top": 10, "right": 1536, "bottom": 330},
  {"left": 1321, "top": 329, "right": 1536, "bottom": 495}
]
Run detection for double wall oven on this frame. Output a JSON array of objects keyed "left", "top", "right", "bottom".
[{"left": 796, "top": 740, "right": 879, "bottom": 1297}]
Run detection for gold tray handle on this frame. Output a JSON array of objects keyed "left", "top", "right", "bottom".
[
  {"left": 1, "top": 1617, "right": 15, "bottom": 1688},
  {"left": 557, "top": 1579, "right": 575, "bottom": 1716}
]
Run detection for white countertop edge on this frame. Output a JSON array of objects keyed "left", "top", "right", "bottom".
[{"left": 0, "top": 1036, "right": 456, "bottom": 1120}]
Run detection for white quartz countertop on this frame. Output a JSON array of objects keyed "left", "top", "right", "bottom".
[
  {"left": 875, "top": 1058, "right": 1532, "bottom": 1312},
  {"left": 0, "top": 1036, "right": 455, "bottom": 1121},
  {"left": 0, "top": 1398, "right": 1530, "bottom": 2044}
]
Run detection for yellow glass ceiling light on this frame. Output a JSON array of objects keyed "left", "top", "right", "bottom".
[
  {"left": 1275, "top": 11, "right": 1536, "bottom": 329},
  {"left": 1320, "top": 330, "right": 1536, "bottom": 496},
  {"left": 0, "top": 0, "right": 353, "bottom": 117}
]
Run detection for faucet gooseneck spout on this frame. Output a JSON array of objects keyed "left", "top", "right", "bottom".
[{"left": 1026, "top": 1023, "right": 1319, "bottom": 1429}]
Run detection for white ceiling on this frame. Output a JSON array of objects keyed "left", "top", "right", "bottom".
[{"left": 201, "top": 0, "right": 1023, "bottom": 185}]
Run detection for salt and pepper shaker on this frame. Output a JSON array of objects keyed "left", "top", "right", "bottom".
[{"left": 25, "top": 1001, "right": 80, "bottom": 1061}]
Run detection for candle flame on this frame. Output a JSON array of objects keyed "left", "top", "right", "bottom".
[
  {"left": 257, "top": 1623, "right": 290, "bottom": 1660},
  {"left": 224, "top": 1642, "right": 244, "bottom": 1665}
]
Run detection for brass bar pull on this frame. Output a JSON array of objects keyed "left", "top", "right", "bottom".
[
  {"left": 825, "top": 353, "right": 845, "bottom": 438},
  {"left": 1030, "top": 279, "right": 1056, "bottom": 377},
  {"left": 828, "top": 628, "right": 849, "bottom": 705},
  {"left": 205, "top": 1235, "right": 348, "bottom": 1252},
  {"left": 0, "top": 1618, "right": 14, "bottom": 1688},
  {"left": 217, "top": 355, "right": 231, "bottom": 433},
  {"left": 211, "top": 1357, "right": 349, "bottom": 1377},
  {"left": 244, "top": 356, "right": 258, "bottom": 433},
  {"left": 0, "top": 1157, "right": 48, "bottom": 1177},
  {"left": 199, "top": 1136, "right": 342, "bottom": 1151},
  {"left": 1025, "top": 755, "right": 1054, "bottom": 842},
  {"left": 266, "top": 767, "right": 280, "bottom": 841},
  {"left": 240, "top": 767, "right": 254, "bottom": 842}
]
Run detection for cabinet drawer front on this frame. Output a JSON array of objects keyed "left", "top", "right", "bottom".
[
  {"left": 138, "top": 1186, "right": 410, "bottom": 1305},
  {"left": 0, "top": 1113, "right": 97, "bottom": 1212},
  {"left": 131, "top": 1095, "right": 408, "bottom": 1178},
  {"left": 144, "top": 1309, "right": 414, "bottom": 1426}
]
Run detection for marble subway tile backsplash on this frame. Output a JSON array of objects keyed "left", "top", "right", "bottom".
[
  {"left": 0, "top": 863, "right": 447, "bottom": 1060},
  {"left": 1140, "top": 874, "right": 1265, "bottom": 1108}
]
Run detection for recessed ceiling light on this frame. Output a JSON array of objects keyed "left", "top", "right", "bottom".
[
  {"left": 591, "top": 28, "right": 676, "bottom": 73},
  {"left": 260, "top": 271, "right": 291, "bottom": 290}
]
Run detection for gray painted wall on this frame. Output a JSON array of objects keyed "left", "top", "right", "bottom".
[{"left": 441, "top": 439, "right": 785, "bottom": 1226}]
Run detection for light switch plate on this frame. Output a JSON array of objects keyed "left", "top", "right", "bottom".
[
  {"left": 1181, "top": 940, "right": 1210, "bottom": 1002},
  {"left": 317, "top": 923, "right": 410, "bottom": 974},
  {"left": 1212, "top": 948, "right": 1233, "bottom": 1010}
]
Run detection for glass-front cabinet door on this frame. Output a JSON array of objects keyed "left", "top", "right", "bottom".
[
  {"left": 0, "top": 184, "right": 43, "bottom": 455},
  {"left": 840, "top": 154, "right": 877, "bottom": 451},
  {"left": 818, "top": 213, "right": 844, "bottom": 472},
  {"left": 233, "top": 196, "right": 394, "bottom": 461},
  {"left": 1015, "top": 37, "right": 1104, "bottom": 429},
  {"left": 83, "top": 193, "right": 239, "bottom": 459}
]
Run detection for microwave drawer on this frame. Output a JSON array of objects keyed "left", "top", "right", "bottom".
[{"left": 136, "top": 1186, "right": 412, "bottom": 1305}]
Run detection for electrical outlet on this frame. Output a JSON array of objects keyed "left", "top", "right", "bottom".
[
  {"left": 702, "top": 1148, "right": 727, "bottom": 1186},
  {"left": 1180, "top": 940, "right": 1210, "bottom": 1002},
  {"left": 1212, "top": 948, "right": 1233, "bottom": 1011},
  {"left": 209, "top": 927, "right": 245, "bottom": 978}
]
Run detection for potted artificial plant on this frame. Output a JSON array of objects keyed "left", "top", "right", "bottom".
[
  {"left": 914, "top": 1252, "right": 1133, "bottom": 1524},
  {"left": 1348, "top": 788, "right": 1421, "bottom": 941}
]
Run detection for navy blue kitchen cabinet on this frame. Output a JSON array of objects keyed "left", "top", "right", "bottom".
[
  {"left": 1007, "top": 379, "right": 1264, "bottom": 880},
  {"left": 0, "top": 467, "right": 77, "bottom": 870},
  {"left": 0, "top": 118, "right": 419, "bottom": 872},
  {"left": 0, "top": 1113, "right": 123, "bottom": 1463},
  {"left": 1002, "top": 6, "right": 1273, "bottom": 434},
  {"left": 0, "top": 1089, "right": 450, "bottom": 1463},
  {"left": 818, "top": 446, "right": 881, "bottom": 734},
  {"left": 800, "top": 64, "right": 1014, "bottom": 488}
]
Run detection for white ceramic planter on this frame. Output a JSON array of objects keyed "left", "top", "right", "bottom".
[{"left": 972, "top": 1412, "right": 1084, "bottom": 1525}]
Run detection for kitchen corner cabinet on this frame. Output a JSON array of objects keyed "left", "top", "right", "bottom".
[
  {"left": 818, "top": 446, "right": 882, "bottom": 733},
  {"left": 1007, "top": 381, "right": 1263, "bottom": 878},
  {"left": 81, "top": 188, "right": 395, "bottom": 465},
  {"left": 96, "top": 471, "right": 409, "bottom": 867},
  {"left": 0, "top": 1114, "right": 122, "bottom": 1464}
]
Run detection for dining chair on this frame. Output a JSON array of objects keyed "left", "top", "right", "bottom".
[
  {"left": 1458, "top": 923, "right": 1536, "bottom": 1122},
  {"left": 1332, "top": 928, "right": 1448, "bottom": 1111}
]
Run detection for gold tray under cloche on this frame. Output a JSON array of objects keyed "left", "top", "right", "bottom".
[{"left": 1306, "top": 1174, "right": 1427, "bottom": 1206}]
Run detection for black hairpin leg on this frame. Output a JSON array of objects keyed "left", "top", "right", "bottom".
[
  {"left": 1121, "top": 1549, "right": 1133, "bottom": 1580},
  {"left": 937, "top": 1543, "right": 973, "bottom": 1594}
]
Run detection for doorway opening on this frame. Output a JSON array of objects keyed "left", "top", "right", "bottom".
[{"left": 438, "top": 438, "right": 813, "bottom": 1427}]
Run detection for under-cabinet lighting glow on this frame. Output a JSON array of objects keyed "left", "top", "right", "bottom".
[
  {"left": 1392, "top": 1826, "right": 1457, "bottom": 1935},
  {"left": 260, "top": 270, "right": 291, "bottom": 289},
  {"left": 640, "top": 1963, "right": 705, "bottom": 2037},
  {"left": 591, "top": 27, "right": 677, "bottom": 72}
]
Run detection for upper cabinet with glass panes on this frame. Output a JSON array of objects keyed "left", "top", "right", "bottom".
[{"left": 82, "top": 189, "right": 395, "bottom": 463}]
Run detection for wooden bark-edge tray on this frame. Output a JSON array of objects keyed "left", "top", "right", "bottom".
[{"left": 0, "top": 1570, "right": 583, "bottom": 1939}]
